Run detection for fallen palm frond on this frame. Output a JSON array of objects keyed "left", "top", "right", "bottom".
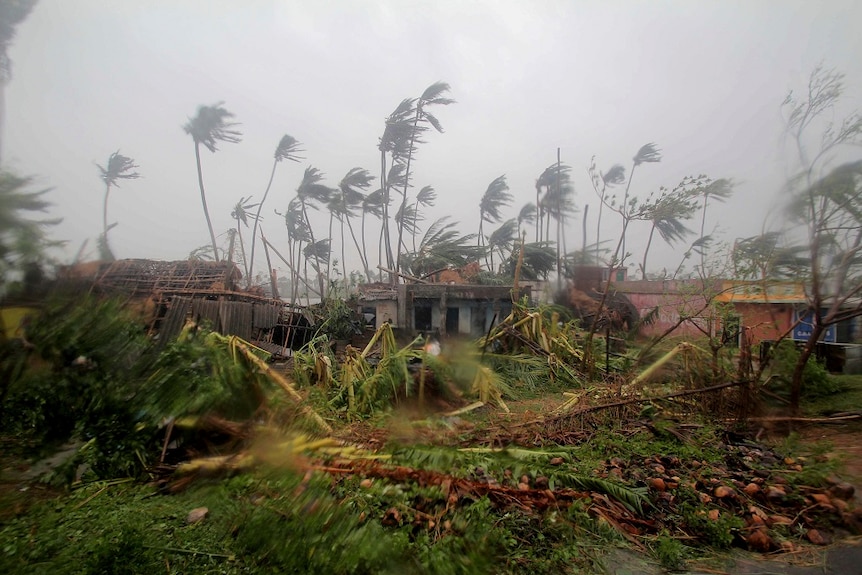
[
  {"left": 471, "top": 364, "right": 510, "bottom": 413},
  {"left": 215, "top": 334, "right": 332, "bottom": 433},
  {"left": 477, "top": 304, "right": 585, "bottom": 390},
  {"left": 526, "top": 379, "right": 752, "bottom": 429}
]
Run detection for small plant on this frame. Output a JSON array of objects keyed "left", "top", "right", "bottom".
[{"left": 652, "top": 533, "right": 687, "bottom": 571}]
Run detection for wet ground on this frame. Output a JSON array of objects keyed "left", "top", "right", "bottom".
[{"left": 605, "top": 421, "right": 862, "bottom": 575}]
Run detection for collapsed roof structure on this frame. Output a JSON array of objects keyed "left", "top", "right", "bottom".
[{"left": 57, "top": 259, "right": 313, "bottom": 357}]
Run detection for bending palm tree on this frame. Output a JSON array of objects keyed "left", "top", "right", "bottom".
[
  {"left": 248, "top": 134, "right": 302, "bottom": 287},
  {"left": 589, "top": 160, "right": 625, "bottom": 265},
  {"left": 411, "top": 185, "right": 436, "bottom": 252},
  {"left": 334, "top": 167, "right": 374, "bottom": 284},
  {"left": 639, "top": 185, "right": 698, "bottom": 279},
  {"left": 361, "top": 189, "right": 385, "bottom": 281},
  {"left": 394, "top": 82, "right": 454, "bottom": 273},
  {"left": 183, "top": 102, "right": 242, "bottom": 261},
  {"left": 697, "top": 178, "right": 734, "bottom": 270},
  {"left": 230, "top": 196, "right": 258, "bottom": 279},
  {"left": 96, "top": 150, "right": 139, "bottom": 261},
  {"left": 478, "top": 175, "right": 512, "bottom": 269},
  {"left": 295, "top": 167, "right": 332, "bottom": 295}
]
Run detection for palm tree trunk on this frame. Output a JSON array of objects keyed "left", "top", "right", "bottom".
[
  {"left": 326, "top": 211, "right": 334, "bottom": 286},
  {"left": 360, "top": 212, "right": 373, "bottom": 282},
  {"left": 535, "top": 186, "right": 541, "bottom": 243},
  {"left": 346, "top": 216, "right": 368, "bottom": 281},
  {"left": 699, "top": 194, "right": 709, "bottom": 271},
  {"left": 395, "top": 106, "right": 424, "bottom": 274},
  {"left": 249, "top": 159, "right": 278, "bottom": 287},
  {"left": 236, "top": 223, "right": 249, "bottom": 279},
  {"left": 194, "top": 142, "right": 220, "bottom": 261},
  {"left": 619, "top": 164, "right": 638, "bottom": 264},
  {"left": 102, "top": 182, "right": 111, "bottom": 240},
  {"left": 340, "top": 217, "right": 347, "bottom": 294},
  {"left": 641, "top": 223, "right": 657, "bottom": 280},
  {"left": 379, "top": 151, "right": 394, "bottom": 272}
]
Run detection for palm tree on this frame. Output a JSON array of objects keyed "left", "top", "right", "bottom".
[
  {"left": 295, "top": 166, "right": 332, "bottom": 246},
  {"left": 248, "top": 134, "right": 303, "bottom": 287},
  {"left": 411, "top": 185, "right": 436, "bottom": 251},
  {"left": 696, "top": 178, "right": 734, "bottom": 270},
  {"left": 534, "top": 163, "right": 572, "bottom": 243},
  {"left": 619, "top": 144, "right": 662, "bottom": 261},
  {"left": 589, "top": 160, "right": 625, "bottom": 265},
  {"left": 281, "top": 198, "right": 310, "bottom": 304},
  {"left": 303, "top": 238, "right": 330, "bottom": 300},
  {"left": 361, "top": 188, "right": 385, "bottom": 281},
  {"left": 230, "top": 196, "right": 258, "bottom": 279},
  {"left": 377, "top": 98, "right": 415, "bottom": 271},
  {"left": 295, "top": 167, "right": 331, "bottom": 295},
  {"left": 478, "top": 175, "right": 512, "bottom": 269},
  {"left": 183, "top": 103, "right": 242, "bottom": 261},
  {"left": 487, "top": 218, "right": 518, "bottom": 273},
  {"left": 330, "top": 167, "right": 374, "bottom": 286},
  {"left": 517, "top": 203, "right": 536, "bottom": 238},
  {"left": 96, "top": 150, "right": 139, "bottom": 261},
  {"left": 394, "top": 82, "right": 454, "bottom": 273},
  {"left": 639, "top": 187, "right": 697, "bottom": 279},
  {"left": 0, "top": 0, "right": 38, "bottom": 165},
  {"left": 405, "top": 216, "right": 480, "bottom": 278}
]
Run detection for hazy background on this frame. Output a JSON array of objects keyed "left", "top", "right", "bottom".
[{"left": 4, "top": 0, "right": 861, "bottom": 278}]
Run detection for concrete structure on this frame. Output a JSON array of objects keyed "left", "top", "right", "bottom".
[{"left": 357, "top": 282, "right": 530, "bottom": 337}]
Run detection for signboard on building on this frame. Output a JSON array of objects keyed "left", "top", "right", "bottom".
[
  {"left": 792, "top": 310, "right": 837, "bottom": 343},
  {"left": 716, "top": 281, "right": 806, "bottom": 304}
]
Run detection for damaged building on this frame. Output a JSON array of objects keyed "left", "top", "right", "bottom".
[
  {"left": 57, "top": 259, "right": 314, "bottom": 357},
  {"left": 357, "top": 281, "right": 531, "bottom": 337}
]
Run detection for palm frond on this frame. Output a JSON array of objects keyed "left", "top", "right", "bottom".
[
  {"left": 633, "top": 143, "right": 661, "bottom": 166},
  {"left": 97, "top": 151, "right": 140, "bottom": 187},
  {"left": 183, "top": 102, "right": 242, "bottom": 153},
  {"left": 274, "top": 134, "right": 304, "bottom": 162},
  {"left": 480, "top": 175, "right": 513, "bottom": 224}
]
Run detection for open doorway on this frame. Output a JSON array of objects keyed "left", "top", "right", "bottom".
[{"left": 445, "top": 307, "right": 459, "bottom": 335}]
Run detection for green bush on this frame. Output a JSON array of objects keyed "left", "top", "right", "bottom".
[{"left": 769, "top": 340, "right": 839, "bottom": 399}]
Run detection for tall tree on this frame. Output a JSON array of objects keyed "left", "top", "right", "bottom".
[
  {"left": 0, "top": 0, "right": 38, "bottom": 165},
  {"left": 248, "top": 134, "right": 302, "bottom": 287},
  {"left": 696, "top": 178, "right": 733, "bottom": 271},
  {"left": 229, "top": 196, "right": 258, "bottom": 279},
  {"left": 183, "top": 103, "right": 242, "bottom": 261},
  {"left": 589, "top": 160, "right": 625, "bottom": 265},
  {"left": 333, "top": 167, "right": 374, "bottom": 286},
  {"left": 404, "top": 216, "right": 480, "bottom": 278},
  {"left": 0, "top": 170, "right": 59, "bottom": 296},
  {"left": 96, "top": 151, "right": 139, "bottom": 261},
  {"left": 478, "top": 175, "right": 512, "bottom": 268},
  {"left": 411, "top": 185, "right": 436, "bottom": 252},
  {"left": 516, "top": 203, "right": 536, "bottom": 238},
  {"left": 377, "top": 83, "right": 453, "bottom": 278},
  {"left": 281, "top": 198, "right": 311, "bottom": 304},
  {"left": 361, "top": 189, "right": 385, "bottom": 281},
  {"left": 487, "top": 218, "right": 518, "bottom": 273},
  {"left": 638, "top": 178, "right": 700, "bottom": 279},
  {"left": 394, "top": 82, "right": 454, "bottom": 274}
]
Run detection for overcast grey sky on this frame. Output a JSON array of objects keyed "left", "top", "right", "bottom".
[{"left": 4, "top": 0, "right": 861, "bottom": 278}]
